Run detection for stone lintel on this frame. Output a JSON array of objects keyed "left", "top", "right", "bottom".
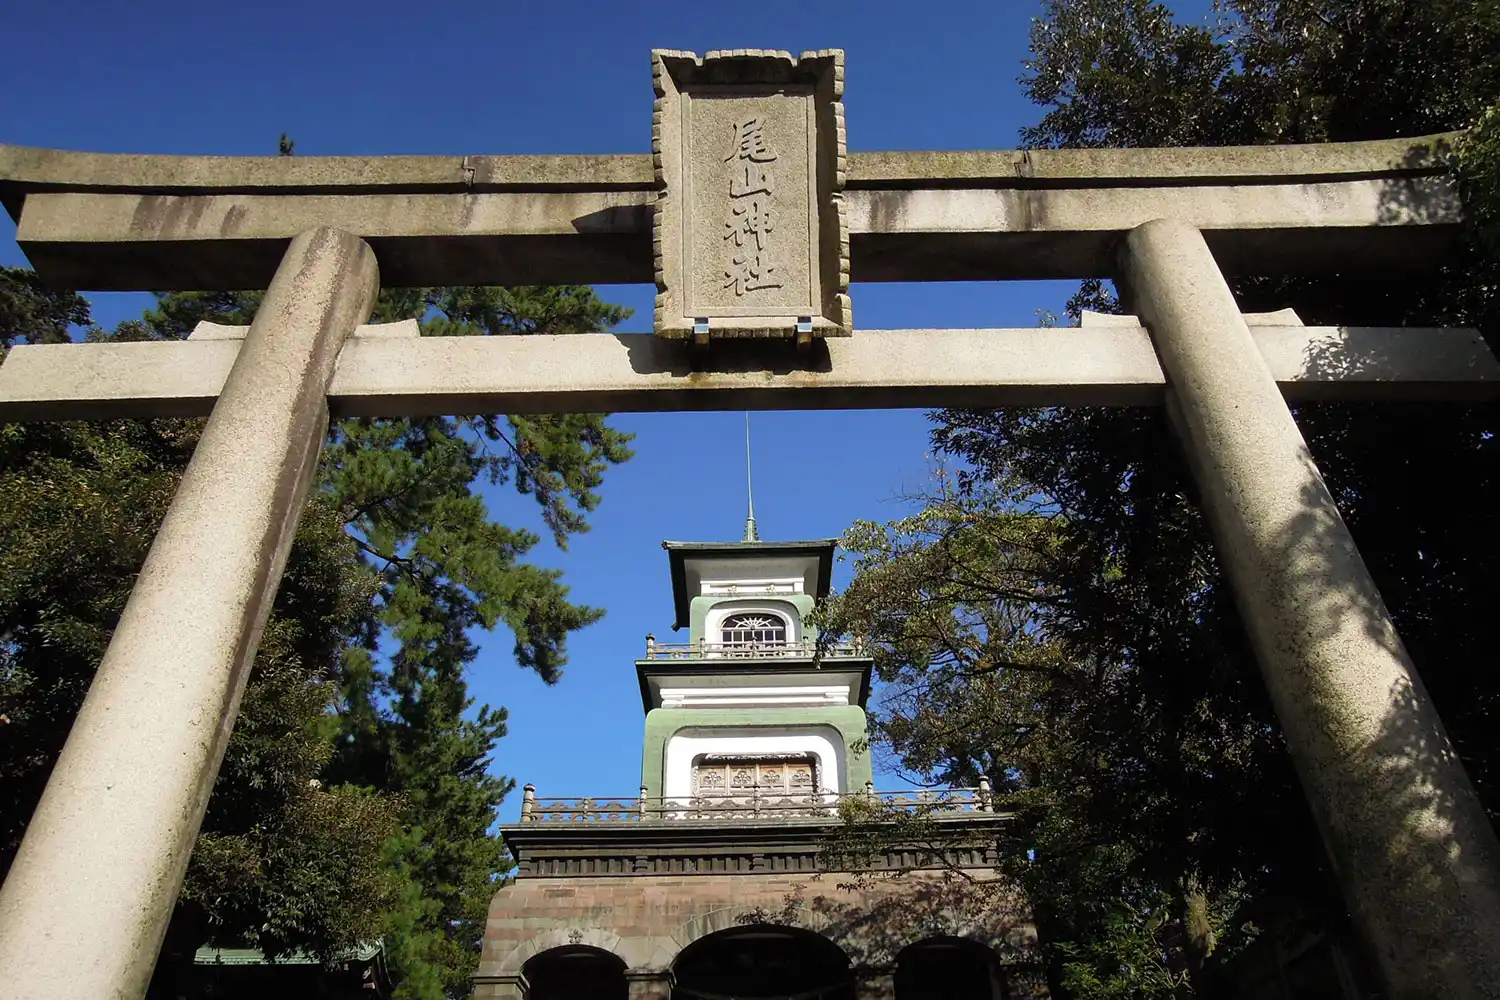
[
  {"left": 0, "top": 133, "right": 1459, "bottom": 290},
  {"left": 0, "top": 326, "right": 1492, "bottom": 423},
  {"left": 11, "top": 180, "right": 1457, "bottom": 290},
  {"left": 0, "top": 132, "right": 1452, "bottom": 207}
]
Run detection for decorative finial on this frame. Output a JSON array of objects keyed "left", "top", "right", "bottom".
[{"left": 743, "top": 412, "right": 759, "bottom": 542}]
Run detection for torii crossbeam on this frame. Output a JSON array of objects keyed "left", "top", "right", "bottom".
[{"left": 1, "top": 48, "right": 1498, "bottom": 1000}]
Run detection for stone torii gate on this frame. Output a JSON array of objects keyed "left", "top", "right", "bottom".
[{"left": 1, "top": 49, "right": 1498, "bottom": 1000}]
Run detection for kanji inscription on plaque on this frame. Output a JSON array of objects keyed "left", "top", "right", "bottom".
[
  {"left": 652, "top": 49, "right": 851, "bottom": 342},
  {"left": 722, "top": 117, "right": 782, "bottom": 297}
]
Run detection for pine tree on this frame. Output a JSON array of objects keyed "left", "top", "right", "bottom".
[
  {"left": 142, "top": 280, "right": 633, "bottom": 998},
  {"left": 2, "top": 267, "right": 633, "bottom": 999},
  {"left": 1, "top": 272, "right": 403, "bottom": 986}
]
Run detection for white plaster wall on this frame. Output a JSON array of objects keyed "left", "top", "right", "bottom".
[{"left": 663, "top": 727, "right": 844, "bottom": 798}]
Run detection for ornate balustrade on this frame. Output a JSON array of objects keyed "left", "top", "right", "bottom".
[
  {"left": 517, "top": 782, "right": 994, "bottom": 823},
  {"left": 642, "top": 638, "right": 867, "bottom": 660}
]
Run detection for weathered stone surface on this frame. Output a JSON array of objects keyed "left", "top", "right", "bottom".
[
  {"left": 0, "top": 144, "right": 656, "bottom": 218},
  {"left": 476, "top": 870, "right": 1037, "bottom": 978},
  {"left": 0, "top": 325, "right": 1493, "bottom": 423},
  {"left": 850, "top": 131, "right": 1455, "bottom": 183},
  {"left": 651, "top": 50, "right": 850, "bottom": 341},
  {"left": 188, "top": 318, "right": 418, "bottom": 340},
  {"left": 0, "top": 227, "right": 378, "bottom": 1000},
  {"left": 0, "top": 132, "right": 1458, "bottom": 290},
  {"left": 1118, "top": 218, "right": 1500, "bottom": 1000},
  {"left": 844, "top": 173, "right": 1458, "bottom": 280},
  {"left": 0, "top": 133, "right": 1450, "bottom": 205}
]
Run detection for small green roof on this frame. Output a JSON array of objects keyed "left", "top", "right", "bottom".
[{"left": 661, "top": 538, "right": 837, "bottom": 630}]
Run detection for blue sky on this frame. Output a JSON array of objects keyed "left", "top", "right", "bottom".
[{"left": 0, "top": 0, "right": 1213, "bottom": 820}]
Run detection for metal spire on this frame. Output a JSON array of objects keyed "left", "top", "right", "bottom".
[{"left": 742, "top": 412, "right": 759, "bottom": 542}]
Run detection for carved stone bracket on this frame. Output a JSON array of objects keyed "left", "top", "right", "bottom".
[{"left": 652, "top": 49, "right": 850, "bottom": 344}]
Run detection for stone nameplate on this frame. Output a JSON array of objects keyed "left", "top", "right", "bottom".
[{"left": 652, "top": 49, "right": 850, "bottom": 343}]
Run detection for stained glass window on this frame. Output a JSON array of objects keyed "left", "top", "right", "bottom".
[{"left": 721, "top": 612, "right": 787, "bottom": 649}]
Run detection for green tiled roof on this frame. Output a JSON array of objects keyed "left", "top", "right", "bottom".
[{"left": 193, "top": 941, "right": 383, "bottom": 966}]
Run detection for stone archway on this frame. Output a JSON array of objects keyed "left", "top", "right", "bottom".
[
  {"left": 523, "top": 945, "right": 628, "bottom": 1000},
  {"left": 496, "top": 926, "right": 627, "bottom": 975},
  {"left": 672, "top": 924, "right": 855, "bottom": 1000}
]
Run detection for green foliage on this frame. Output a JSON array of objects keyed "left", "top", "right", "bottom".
[
  {"left": 181, "top": 494, "right": 398, "bottom": 959},
  {"left": 0, "top": 266, "right": 90, "bottom": 348},
  {"left": 0, "top": 261, "right": 632, "bottom": 999},
  {"left": 143, "top": 281, "right": 632, "bottom": 999},
  {"left": 1462, "top": 102, "right": 1500, "bottom": 252},
  {"left": 821, "top": 493, "right": 1280, "bottom": 996},
  {"left": 1458, "top": 99, "right": 1500, "bottom": 346},
  {"left": 823, "top": 3, "right": 1500, "bottom": 995},
  {"left": 0, "top": 290, "right": 400, "bottom": 964},
  {"left": 1023, "top": 0, "right": 1500, "bottom": 149}
]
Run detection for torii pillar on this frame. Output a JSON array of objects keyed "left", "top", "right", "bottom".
[
  {"left": 0, "top": 227, "right": 378, "bottom": 999},
  {"left": 1119, "top": 218, "right": 1500, "bottom": 999},
  {"left": 0, "top": 60, "right": 1498, "bottom": 1000}
]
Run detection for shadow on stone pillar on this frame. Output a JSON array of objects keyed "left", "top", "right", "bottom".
[{"left": 1117, "top": 217, "right": 1500, "bottom": 1000}]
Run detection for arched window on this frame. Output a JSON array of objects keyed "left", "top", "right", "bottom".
[{"left": 721, "top": 612, "right": 787, "bottom": 650}]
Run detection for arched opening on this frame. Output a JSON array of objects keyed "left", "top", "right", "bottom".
[
  {"left": 673, "top": 925, "right": 853, "bottom": 1000},
  {"left": 720, "top": 611, "right": 789, "bottom": 651},
  {"left": 524, "top": 945, "right": 627, "bottom": 1000},
  {"left": 895, "top": 937, "right": 1006, "bottom": 1000}
]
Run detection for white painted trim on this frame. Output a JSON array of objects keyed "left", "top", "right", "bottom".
[
  {"left": 659, "top": 685, "right": 851, "bottom": 709},
  {"left": 701, "top": 576, "right": 804, "bottom": 598},
  {"left": 664, "top": 728, "right": 845, "bottom": 797}
]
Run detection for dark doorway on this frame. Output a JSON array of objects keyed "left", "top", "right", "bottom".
[
  {"left": 673, "top": 925, "right": 853, "bottom": 1000},
  {"left": 895, "top": 937, "right": 1005, "bottom": 1000},
  {"left": 524, "top": 946, "right": 628, "bottom": 1000}
]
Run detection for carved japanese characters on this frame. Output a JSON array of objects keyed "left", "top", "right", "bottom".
[{"left": 652, "top": 49, "right": 851, "bottom": 343}]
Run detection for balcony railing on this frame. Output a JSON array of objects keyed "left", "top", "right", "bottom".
[
  {"left": 642, "top": 638, "right": 868, "bottom": 660},
  {"left": 517, "top": 781, "right": 995, "bottom": 823}
]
